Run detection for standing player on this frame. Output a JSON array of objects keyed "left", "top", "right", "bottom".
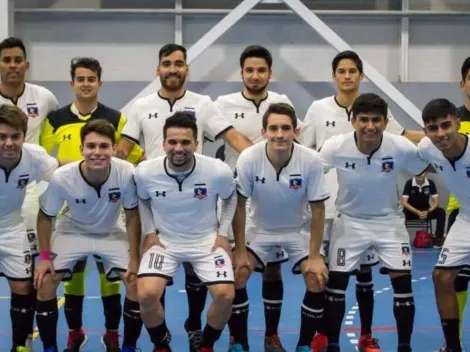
[
  {"left": 118, "top": 43, "right": 251, "bottom": 350},
  {"left": 215, "top": 45, "right": 299, "bottom": 352},
  {"left": 229, "top": 103, "right": 329, "bottom": 352},
  {"left": 40, "top": 57, "right": 144, "bottom": 351},
  {"left": 0, "top": 104, "right": 59, "bottom": 352},
  {"left": 0, "top": 37, "right": 59, "bottom": 346},
  {"left": 300, "top": 50, "right": 423, "bottom": 352},
  {"left": 135, "top": 112, "right": 237, "bottom": 352},
  {"left": 418, "top": 98, "right": 470, "bottom": 352},
  {"left": 34, "top": 119, "right": 142, "bottom": 352},
  {"left": 319, "top": 93, "right": 429, "bottom": 352}
]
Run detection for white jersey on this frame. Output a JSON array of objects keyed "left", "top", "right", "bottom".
[
  {"left": 235, "top": 141, "right": 330, "bottom": 235},
  {"left": 0, "top": 143, "right": 58, "bottom": 227},
  {"left": 319, "top": 131, "right": 429, "bottom": 219},
  {"left": 418, "top": 135, "right": 470, "bottom": 217},
  {"left": 40, "top": 158, "right": 137, "bottom": 234},
  {"left": 0, "top": 83, "right": 59, "bottom": 145},
  {"left": 135, "top": 154, "right": 235, "bottom": 246},
  {"left": 122, "top": 90, "right": 232, "bottom": 159},
  {"left": 215, "top": 91, "right": 300, "bottom": 169},
  {"left": 298, "top": 95, "right": 405, "bottom": 218}
]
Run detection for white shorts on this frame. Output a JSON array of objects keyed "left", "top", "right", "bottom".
[
  {"left": 436, "top": 213, "right": 470, "bottom": 269},
  {"left": 0, "top": 223, "right": 32, "bottom": 280},
  {"left": 138, "top": 242, "right": 234, "bottom": 285},
  {"left": 328, "top": 213, "right": 412, "bottom": 273},
  {"left": 322, "top": 218, "right": 379, "bottom": 267},
  {"left": 50, "top": 231, "right": 129, "bottom": 281},
  {"left": 22, "top": 182, "right": 39, "bottom": 256}
]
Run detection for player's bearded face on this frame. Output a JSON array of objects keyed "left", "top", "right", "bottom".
[
  {"left": 0, "top": 125, "right": 24, "bottom": 161},
  {"left": 0, "top": 48, "right": 29, "bottom": 86},
  {"left": 81, "top": 132, "right": 115, "bottom": 170},
  {"left": 241, "top": 58, "right": 271, "bottom": 95},
  {"left": 333, "top": 59, "right": 363, "bottom": 93},
  {"left": 424, "top": 116, "right": 460, "bottom": 152},
  {"left": 262, "top": 113, "right": 298, "bottom": 151},
  {"left": 158, "top": 51, "right": 188, "bottom": 92},
  {"left": 353, "top": 113, "right": 387, "bottom": 144},
  {"left": 163, "top": 127, "right": 198, "bottom": 169}
]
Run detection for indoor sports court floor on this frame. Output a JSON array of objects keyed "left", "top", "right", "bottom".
[{"left": 0, "top": 248, "right": 468, "bottom": 351}]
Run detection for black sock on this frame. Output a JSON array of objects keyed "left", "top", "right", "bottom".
[
  {"left": 391, "top": 275, "right": 415, "bottom": 348},
  {"left": 356, "top": 270, "right": 374, "bottom": 336},
  {"left": 185, "top": 274, "right": 207, "bottom": 331},
  {"left": 200, "top": 324, "right": 223, "bottom": 348},
  {"left": 297, "top": 291, "right": 324, "bottom": 347},
  {"left": 36, "top": 298, "right": 59, "bottom": 349},
  {"left": 323, "top": 273, "right": 349, "bottom": 346},
  {"left": 26, "top": 289, "right": 36, "bottom": 336},
  {"left": 64, "top": 294, "right": 84, "bottom": 330},
  {"left": 11, "top": 293, "right": 34, "bottom": 347},
  {"left": 147, "top": 323, "right": 171, "bottom": 349},
  {"left": 123, "top": 298, "right": 143, "bottom": 347},
  {"left": 262, "top": 280, "right": 283, "bottom": 337},
  {"left": 102, "top": 294, "right": 122, "bottom": 331},
  {"left": 442, "top": 319, "right": 461, "bottom": 352},
  {"left": 228, "top": 287, "right": 249, "bottom": 349}
]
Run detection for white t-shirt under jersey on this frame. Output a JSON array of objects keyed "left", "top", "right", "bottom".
[
  {"left": 122, "top": 90, "right": 233, "bottom": 159},
  {"left": 319, "top": 131, "right": 429, "bottom": 219},
  {"left": 215, "top": 91, "right": 301, "bottom": 169},
  {"left": 299, "top": 95, "right": 405, "bottom": 218},
  {"left": 0, "top": 83, "right": 59, "bottom": 145}
]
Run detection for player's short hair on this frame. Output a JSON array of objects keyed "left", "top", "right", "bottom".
[
  {"left": 0, "top": 37, "right": 27, "bottom": 58},
  {"left": 351, "top": 93, "right": 388, "bottom": 119},
  {"left": 461, "top": 57, "right": 470, "bottom": 81},
  {"left": 262, "top": 103, "right": 297, "bottom": 130},
  {"left": 332, "top": 50, "right": 363, "bottom": 74},
  {"left": 0, "top": 104, "right": 28, "bottom": 136},
  {"left": 159, "top": 44, "right": 187, "bottom": 62},
  {"left": 70, "top": 57, "right": 102, "bottom": 81},
  {"left": 163, "top": 111, "right": 198, "bottom": 140},
  {"left": 422, "top": 98, "right": 459, "bottom": 124},
  {"left": 240, "top": 45, "right": 273, "bottom": 69},
  {"left": 80, "top": 119, "right": 116, "bottom": 145}
]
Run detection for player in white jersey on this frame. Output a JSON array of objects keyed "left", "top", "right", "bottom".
[
  {"left": 34, "top": 120, "right": 142, "bottom": 352},
  {"left": 118, "top": 43, "right": 252, "bottom": 350},
  {"left": 0, "top": 37, "right": 59, "bottom": 347},
  {"left": 0, "top": 105, "right": 58, "bottom": 352},
  {"left": 318, "top": 93, "right": 429, "bottom": 352},
  {"left": 215, "top": 45, "right": 300, "bottom": 351},
  {"left": 417, "top": 99, "right": 470, "bottom": 352},
  {"left": 300, "top": 51, "right": 424, "bottom": 352},
  {"left": 134, "top": 112, "right": 236, "bottom": 352},
  {"left": 229, "top": 103, "right": 329, "bottom": 352}
]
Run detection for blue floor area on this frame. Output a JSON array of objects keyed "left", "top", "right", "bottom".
[{"left": 0, "top": 248, "right": 468, "bottom": 351}]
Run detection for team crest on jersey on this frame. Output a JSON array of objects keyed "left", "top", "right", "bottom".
[
  {"left": 184, "top": 107, "right": 196, "bottom": 118},
  {"left": 17, "top": 176, "right": 29, "bottom": 189},
  {"left": 108, "top": 189, "right": 121, "bottom": 203},
  {"left": 381, "top": 157, "right": 394, "bottom": 173},
  {"left": 26, "top": 104, "right": 39, "bottom": 118},
  {"left": 194, "top": 183, "right": 208, "bottom": 199},
  {"left": 289, "top": 175, "right": 302, "bottom": 190},
  {"left": 401, "top": 243, "right": 411, "bottom": 256},
  {"left": 466, "top": 167, "right": 470, "bottom": 178},
  {"left": 214, "top": 255, "right": 226, "bottom": 268}
]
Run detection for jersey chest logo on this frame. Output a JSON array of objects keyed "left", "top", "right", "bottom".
[
  {"left": 108, "top": 188, "right": 121, "bottom": 203},
  {"left": 17, "top": 175, "right": 30, "bottom": 189},
  {"left": 381, "top": 157, "right": 394, "bottom": 173},
  {"left": 289, "top": 174, "right": 302, "bottom": 190},
  {"left": 194, "top": 183, "right": 207, "bottom": 199},
  {"left": 26, "top": 103, "right": 39, "bottom": 118}
]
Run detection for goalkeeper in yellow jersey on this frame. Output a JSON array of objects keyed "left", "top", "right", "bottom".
[
  {"left": 40, "top": 57, "right": 144, "bottom": 352},
  {"left": 434, "top": 56, "right": 470, "bottom": 352}
]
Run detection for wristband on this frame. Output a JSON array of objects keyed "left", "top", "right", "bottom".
[{"left": 39, "top": 250, "right": 51, "bottom": 260}]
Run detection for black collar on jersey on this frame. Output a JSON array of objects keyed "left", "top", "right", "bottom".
[
  {"left": 241, "top": 91, "right": 268, "bottom": 114},
  {"left": 158, "top": 90, "right": 186, "bottom": 112},
  {"left": 265, "top": 142, "right": 294, "bottom": 181},
  {"left": 0, "top": 149, "right": 23, "bottom": 182},
  {"left": 78, "top": 160, "right": 111, "bottom": 197},
  {"left": 163, "top": 155, "right": 196, "bottom": 192},
  {"left": 0, "top": 83, "right": 26, "bottom": 106},
  {"left": 354, "top": 131, "right": 383, "bottom": 164},
  {"left": 444, "top": 133, "right": 469, "bottom": 169},
  {"left": 334, "top": 95, "right": 353, "bottom": 121}
]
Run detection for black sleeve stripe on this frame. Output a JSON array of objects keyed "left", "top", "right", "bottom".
[
  {"left": 39, "top": 207, "right": 56, "bottom": 218},
  {"left": 220, "top": 189, "right": 236, "bottom": 201},
  {"left": 236, "top": 189, "right": 249, "bottom": 199},
  {"left": 123, "top": 205, "right": 139, "bottom": 211},
  {"left": 121, "top": 134, "right": 140, "bottom": 145},
  {"left": 401, "top": 129, "right": 406, "bottom": 136},
  {"left": 215, "top": 126, "right": 234, "bottom": 140},
  {"left": 309, "top": 195, "right": 330, "bottom": 204},
  {"left": 417, "top": 164, "right": 431, "bottom": 176}
]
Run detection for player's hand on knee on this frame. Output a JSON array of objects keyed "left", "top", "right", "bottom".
[
  {"left": 304, "top": 256, "right": 328, "bottom": 290},
  {"left": 141, "top": 232, "right": 165, "bottom": 256},
  {"left": 34, "top": 259, "right": 55, "bottom": 290},
  {"left": 212, "top": 235, "right": 231, "bottom": 256},
  {"left": 124, "top": 257, "right": 139, "bottom": 285}
]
